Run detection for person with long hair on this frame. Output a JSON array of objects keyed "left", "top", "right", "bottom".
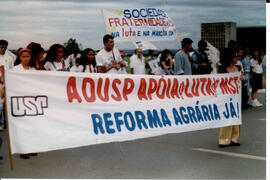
[
  {"left": 79, "top": 48, "right": 96, "bottom": 73},
  {"left": 249, "top": 50, "right": 263, "bottom": 107},
  {"left": 44, "top": 44, "right": 68, "bottom": 71},
  {"left": 160, "top": 49, "right": 174, "bottom": 75},
  {"left": 26, "top": 42, "right": 45, "bottom": 70},
  {"left": 218, "top": 48, "right": 245, "bottom": 147}
]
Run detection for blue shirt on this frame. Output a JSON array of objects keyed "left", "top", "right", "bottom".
[
  {"left": 174, "top": 50, "right": 192, "bottom": 75},
  {"left": 241, "top": 56, "right": 251, "bottom": 73}
]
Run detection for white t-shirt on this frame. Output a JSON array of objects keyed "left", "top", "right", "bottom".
[
  {"left": 44, "top": 60, "right": 68, "bottom": 71},
  {"left": 70, "top": 65, "right": 84, "bottom": 72},
  {"left": 96, "top": 48, "right": 122, "bottom": 74},
  {"left": 6, "top": 50, "right": 16, "bottom": 63},
  {"left": 67, "top": 53, "right": 81, "bottom": 67},
  {"left": 0, "top": 53, "right": 14, "bottom": 70},
  {"left": 13, "top": 64, "right": 36, "bottom": 71},
  {"left": 83, "top": 64, "right": 96, "bottom": 73},
  {"left": 236, "top": 60, "right": 244, "bottom": 73},
  {"left": 130, "top": 54, "right": 146, "bottom": 74},
  {"left": 250, "top": 59, "right": 263, "bottom": 74}
]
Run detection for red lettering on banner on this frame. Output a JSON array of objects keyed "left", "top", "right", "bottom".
[
  {"left": 114, "top": 18, "right": 121, "bottom": 27},
  {"left": 82, "top": 78, "right": 96, "bottom": 102},
  {"left": 228, "top": 77, "right": 236, "bottom": 94},
  {"left": 156, "top": 78, "right": 166, "bottom": 99},
  {"left": 166, "top": 78, "right": 171, "bottom": 99},
  {"left": 128, "top": 18, "right": 133, "bottom": 26},
  {"left": 133, "top": 19, "right": 140, "bottom": 26},
  {"left": 122, "top": 18, "right": 129, "bottom": 26},
  {"left": 171, "top": 78, "right": 179, "bottom": 99},
  {"left": 122, "top": 28, "right": 136, "bottom": 37},
  {"left": 220, "top": 77, "right": 232, "bottom": 94},
  {"left": 147, "top": 78, "right": 157, "bottom": 100},
  {"left": 200, "top": 78, "right": 207, "bottom": 96},
  {"left": 97, "top": 78, "right": 110, "bottom": 102},
  {"left": 212, "top": 78, "right": 219, "bottom": 97},
  {"left": 138, "top": 18, "right": 144, "bottom": 26},
  {"left": 108, "top": 17, "right": 172, "bottom": 27},
  {"left": 108, "top": 18, "right": 114, "bottom": 27},
  {"left": 191, "top": 78, "right": 200, "bottom": 97},
  {"left": 184, "top": 78, "right": 193, "bottom": 98},
  {"left": 138, "top": 78, "right": 148, "bottom": 100},
  {"left": 233, "top": 76, "right": 240, "bottom": 94},
  {"left": 206, "top": 78, "right": 215, "bottom": 96},
  {"left": 143, "top": 18, "right": 149, "bottom": 26},
  {"left": 178, "top": 81, "right": 184, "bottom": 99},
  {"left": 149, "top": 18, "right": 157, "bottom": 26},
  {"left": 111, "top": 79, "right": 122, "bottom": 101},
  {"left": 66, "top": 77, "right": 82, "bottom": 103},
  {"left": 66, "top": 75, "right": 238, "bottom": 103},
  {"left": 123, "top": 78, "right": 135, "bottom": 101}
]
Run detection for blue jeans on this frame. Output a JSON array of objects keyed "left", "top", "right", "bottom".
[
  {"left": 161, "top": 69, "right": 174, "bottom": 75},
  {"left": 244, "top": 72, "right": 250, "bottom": 97}
]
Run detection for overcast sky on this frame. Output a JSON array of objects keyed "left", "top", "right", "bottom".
[{"left": 0, "top": 0, "right": 266, "bottom": 50}]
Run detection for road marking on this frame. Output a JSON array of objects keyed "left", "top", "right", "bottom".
[
  {"left": 192, "top": 148, "right": 266, "bottom": 161},
  {"left": 258, "top": 118, "right": 266, "bottom": 121}
]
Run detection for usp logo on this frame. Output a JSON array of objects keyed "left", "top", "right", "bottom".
[{"left": 11, "top": 96, "right": 48, "bottom": 117}]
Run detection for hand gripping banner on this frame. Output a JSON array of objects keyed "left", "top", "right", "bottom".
[{"left": 5, "top": 70, "right": 241, "bottom": 154}]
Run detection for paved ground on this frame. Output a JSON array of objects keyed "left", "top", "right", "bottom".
[{"left": 0, "top": 93, "right": 266, "bottom": 179}]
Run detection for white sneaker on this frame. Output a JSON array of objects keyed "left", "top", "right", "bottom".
[
  {"left": 252, "top": 99, "right": 263, "bottom": 107},
  {"left": 255, "top": 99, "right": 263, "bottom": 106}
]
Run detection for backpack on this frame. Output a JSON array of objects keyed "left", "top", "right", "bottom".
[{"left": 193, "top": 50, "right": 212, "bottom": 74}]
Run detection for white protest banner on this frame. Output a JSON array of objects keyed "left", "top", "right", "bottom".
[
  {"left": 6, "top": 70, "right": 241, "bottom": 154},
  {"left": 132, "top": 41, "right": 158, "bottom": 51},
  {"left": 102, "top": 8, "right": 180, "bottom": 41}
]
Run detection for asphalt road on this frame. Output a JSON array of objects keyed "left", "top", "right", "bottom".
[{"left": 0, "top": 92, "right": 266, "bottom": 179}]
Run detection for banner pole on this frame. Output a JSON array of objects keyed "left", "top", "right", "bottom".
[{"left": 1, "top": 66, "right": 14, "bottom": 170}]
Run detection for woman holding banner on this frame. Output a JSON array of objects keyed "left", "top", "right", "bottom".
[
  {"left": 218, "top": 48, "right": 245, "bottom": 147},
  {"left": 13, "top": 48, "right": 36, "bottom": 70},
  {"left": 44, "top": 44, "right": 68, "bottom": 71},
  {"left": 79, "top": 48, "right": 97, "bottom": 73},
  {"left": 13, "top": 48, "right": 38, "bottom": 158}
]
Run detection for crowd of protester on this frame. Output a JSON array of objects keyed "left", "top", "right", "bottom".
[{"left": 0, "top": 35, "right": 266, "bottom": 159}]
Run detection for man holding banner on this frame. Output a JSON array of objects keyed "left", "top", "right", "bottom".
[{"left": 96, "top": 34, "right": 127, "bottom": 74}]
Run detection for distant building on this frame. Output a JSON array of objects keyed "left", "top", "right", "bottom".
[
  {"left": 201, "top": 22, "right": 237, "bottom": 49},
  {"left": 237, "top": 26, "right": 266, "bottom": 54}
]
